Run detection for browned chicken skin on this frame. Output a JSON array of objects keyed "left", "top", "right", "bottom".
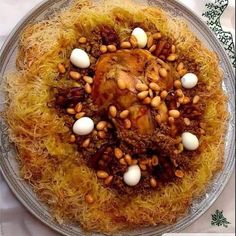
[{"left": 92, "top": 49, "right": 174, "bottom": 136}]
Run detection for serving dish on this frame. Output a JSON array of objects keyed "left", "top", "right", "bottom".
[{"left": 0, "top": 0, "right": 235, "bottom": 235}]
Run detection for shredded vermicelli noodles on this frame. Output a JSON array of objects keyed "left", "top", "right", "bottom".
[{"left": 4, "top": 0, "right": 227, "bottom": 234}]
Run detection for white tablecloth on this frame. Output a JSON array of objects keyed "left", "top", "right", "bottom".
[{"left": 0, "top": 0, "right": 235, "bottom": 235}]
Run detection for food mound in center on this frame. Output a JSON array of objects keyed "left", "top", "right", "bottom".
[
  {"left": 55, "top": 41, "right": 204, "bottom": 194},
  {"left": 93, "top": 49, "right": 158, "bottom": 135}
]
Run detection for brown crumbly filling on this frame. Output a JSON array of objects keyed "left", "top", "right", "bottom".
[{"left": 53, "top": 25, "right": 205, "bottom": 195}]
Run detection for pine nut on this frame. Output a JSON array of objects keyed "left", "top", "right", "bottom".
[
  {"left": 98, "top": 131, "right": 106, "bottom": 139},
  {"left": 97, "top": 170, "right": 109, "bottom": 179},
  {"left": 168, "top": 117, "right": 175, "bottom": 124},
  {"left": 124, "top": 119, "right": 132, "bottom": 129},
  {"left": 82, "top": 138, "right": 90, "bottom": 148},
  {"left": 177, "top": 62, "right": 184, "bottom": 71},
  {"left": 120, "top": 42, "right": 131, "bottom": 49},
  {"left": 70, "top": 134, "right": 76, "bottom": 143},
  {"left": 176, "top": 89, "right": 184, "bottom": 97},
  {"left": 117, "top": 79, "right": 126, "bottom": 90},
  {"left": 135, "top": 83, "right": 148, "bottom": 91},
  {"left": 100, "top": 45, "right": 107, "bottom": 53},
  {"left": 155, "top": 114, "right": 162, "bottom": 124},
  {"left": 79, "top": 37, "right": 87, "bottom": 44},
  {"left": 150, "top": 177, "right": 157, "bottom": 188},
  {"left": 149, "top": 45, "right": 156, "bottom": 52},
  {"left": 175, "top": 170, "right": 184, "bottom": 178},
  {"left": 73, "top": 82, "right": 81, "bottom": 87},
  {"left": 160, "top": 90, "right": 168, "bottom": 99},
  {"left": 137, "top": 91, "right": 149, "bottom": 100},
  {"left": 130, "top": 35, "right": 138, "bottom": 48},
  {"left": 92, "top": 130, "right": 98, "bottom": 136},
  {"left": 124, "top": 154, "right": 132, "bottom": 165},
  {"left": 107, "top": 45, "right": 117, "bottom": 52},
  {"left": 96, "top": 121, "right": 107, "bottom": 131},
  {"left": 183, "top": 96, "right": 191, "bottom": 104},
  {"left": 152, "top": 32, "right": 162, "bottom": 39},
  {"left": 109, "top": 105, "right": 117, "bottom": 118},
  {"left": 171, "top": 45, "right": 176, "bottom": 53},
  {"left": 85, "top": 83, "right": 92, "bottom": 94},
  {"left": 131, "top": 159, "right": 138, "bottom": 165},
  {"left": 69, "top": 71, "right": 81, "bottom": 80},
  {"left": 167, "top": 54, "right": 178, "bottom": 62},
  {"left": 148, "top": 159, "right": 153, "bottom": 167},
  {"left": 149, "top": 89, "right": 154, "bottom": 98},
  {"left": 66, "top": 108, "right": 76, "bottom": 115},
  {"left": 143, "top": 97, "right": 151, "bottom": 105},
  {"left": 104, "top": 176, "right": 113, "bottom": 185},
  {"left": 85, "top": 194, "right": 94, "bottom": 204},
  {"left": 193, "top": 95, "right": 200, "bottom": 104},
  {"left": 200, "top": 122, "right": 206, "bottom": 129},
  {"left": 114, "top": 148, "right": 123, "bottom": 159},
  {"left": 119, "top": 158, "right": 127, "bottom": 165},
  {"left": 119, "top": 110, "right": 130, "bottom": 119},
  {"left": 184, "top": 117, "right": 191, "bottom": 126},
  {"left": 174, "top": 80, "right": 182, "bottom": 89},
  {"left": 147, "top": 35, "right": 154, "bottom": 48},
  {"left": 75, "top": 112, "right": 85, "bottom": 119},
  {"left": 151, "top": 155, "right": 159, "bottom": 166},
  {"left": 151, "top": 96, "right": 161, "bottom": 108},
  {"left": 169, "top": 110, "right": 180, "bottom": 118},
  {"left": 159, "top": 68, "right": 168, "bottom": 77},
  {"left": 159, "top": 102, "right": 168, "bottom": 113},
  {"left": 75, "top": 103, "right": 83, "bottom": 113},
  {"left": 178, "top": 69, "right": 187, "bottom": 77},
  {"left": 149, "top": 82, "right": 160, "bottom": 91},
  {"left": 139, "top": 164, "right": 147, "bottom": 171},
  {"left": 178, "top": 143, "right": 184, "bottom": 153},
  {"left": 58, "top": 63, "right": 66, "bottom": 73},
  {"left": 176, "top": 136, "right": 182, "bottom": 143},
  {"left": 83, "top": 76, "right": 93, "bottom": 84},
  {"left": 178, "top": 97, "right": 185, "bottom": 104}
]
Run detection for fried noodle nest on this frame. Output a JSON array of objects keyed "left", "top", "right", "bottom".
[{"left": 5, "top": 0, "right": 227, "bottom": 234}]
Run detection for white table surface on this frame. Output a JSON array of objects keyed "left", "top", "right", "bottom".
[{"left": 0, "top": 0, "right": 235, "bottom": 235}]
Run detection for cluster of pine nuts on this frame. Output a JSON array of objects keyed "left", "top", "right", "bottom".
[
  {"left": 66, "top": 102, "right": 85, "bottom": 123},
  {"left": 98, "top": 29, "right": 179, "bottom": 68},
  {"left": 113, "top": 146, "right": 160, "bottom": 187},
  {"left": 108, "top": 105, "right": 132, "bottom": 129}
]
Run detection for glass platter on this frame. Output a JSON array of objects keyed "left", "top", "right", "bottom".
[{"left": 0, "top": 0, "right": 235, "bottom": 235}]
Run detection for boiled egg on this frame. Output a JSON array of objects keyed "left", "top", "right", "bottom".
[
  {"left": 123, "top": 165, "right": 141, "bottom": 186},
  {"left": 181, "top": 132, "right": 199, "bottom": 151},
  {"left": 181, "top": 73, "right": 198, "bottom": 89},
  {"left": 72, "top": 117, "right": 94, "bottom": 135},
  {"left": 131, "top": 27, "right": 148, "bottom": 48},
  {"left": 70, "top": 48, "right": 90, "bottom": 68}
]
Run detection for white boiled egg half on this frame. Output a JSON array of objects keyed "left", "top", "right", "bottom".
[
  {"left": 72, "top": 117, "right": 94, "bottom": 135},
  {"left": 181, "top": 73, "right": 198, "bottom": 89},
  {"left": 70, "top": 48, "right": 90, "bottom": 68},
  {"left": 181, "top": 132, "right": 199, "bottom": 151},
  {"left": 123, "top": 165, "right": 141, "bottom": 186},
  {"left": 131, "top": 27, "right": 148, "bottom": 48}
]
